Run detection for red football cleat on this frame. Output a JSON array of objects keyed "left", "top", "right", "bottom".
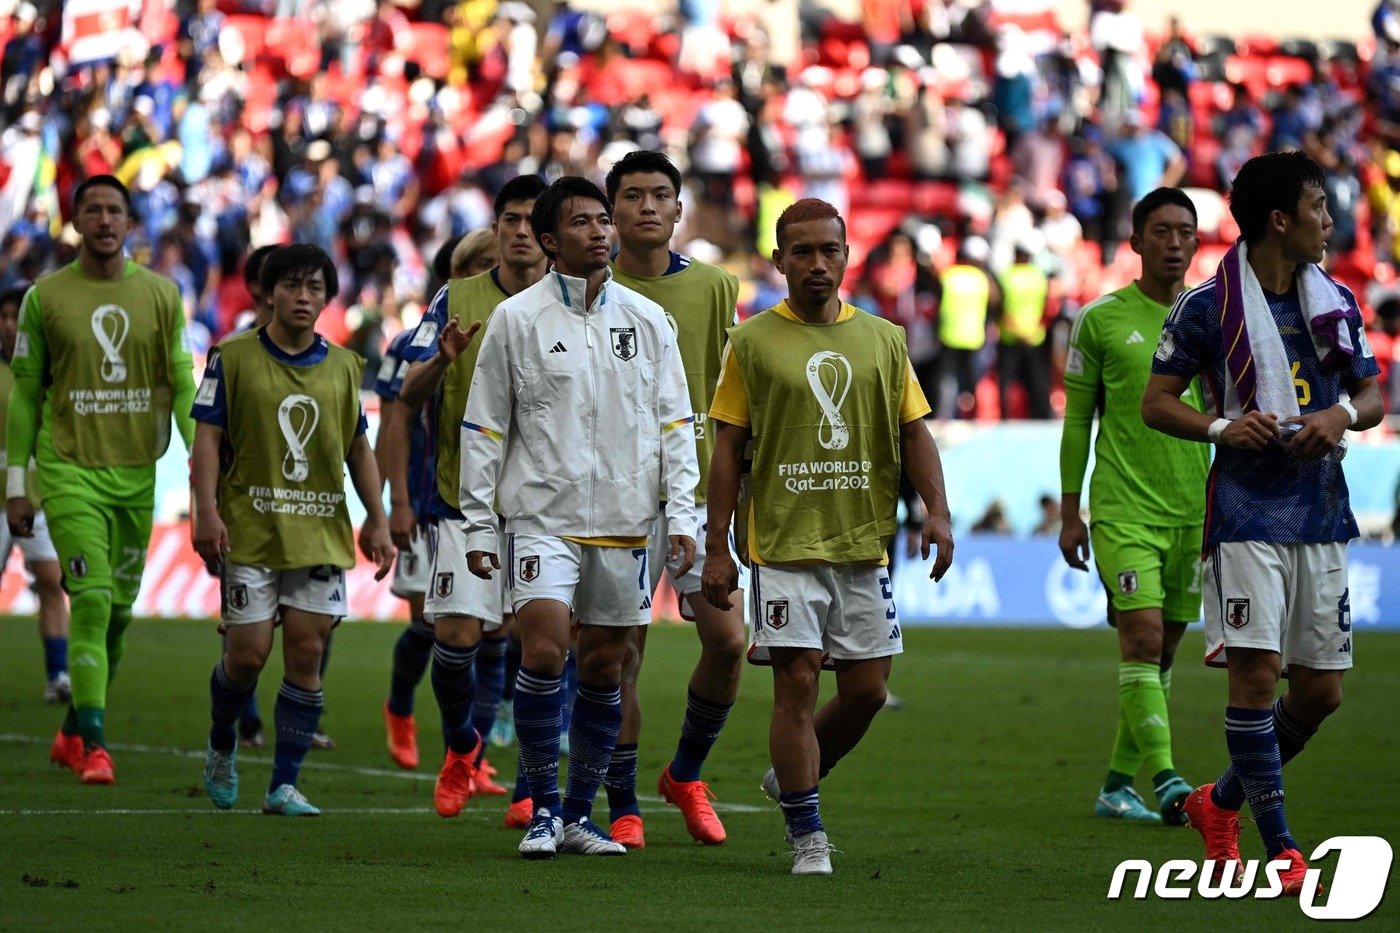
[
  {"left": 384, "top": 702, "right": 419, "bottom": 770},
  {"left": 658, "top": 766, "right": 727, "bottom": 845},
  {"left": 79, "top": 748, "right": 116, "bottom": 785},
  {"left": 609, "top": 813, "right": 646, "bottom": 849},
  {"left": 49, "top": 731, "right": 84, "bottom": 774},
  {"left": 503, "top": 796, "right": 534, "bottom": 829},
  {"left": 1183, "top": 783, "right": 1242, "bottom": 884},
  {"left": 1272, "top": 848, "right": 1321, "bottom": 898},
  {"left": 433, "top": 750, "right": 477, "bottom": 818}
]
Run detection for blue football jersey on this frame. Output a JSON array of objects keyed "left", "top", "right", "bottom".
[
  {"left": 1153, "top": 278, "right": 1379, "bottom": 545},
  {"left": 373, "top": 329, "right": 430, "bottom": 516}
]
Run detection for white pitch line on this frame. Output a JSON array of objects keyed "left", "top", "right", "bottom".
[
  {"left": 2, "top": 806, "right": 695, "bottom": 817},
  {"left": 0, "top": 733, "right": 768, "bottom": 814}
]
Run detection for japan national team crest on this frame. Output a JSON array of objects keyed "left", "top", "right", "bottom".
[
  {"left": 519, "top": 555, "right": 540, "bottom": 583},
  {"left": 227, "top": 584, "right": 249, "bottom": 611},
  {"left": 435, "top": 572, "right": 454, "bottom": 598},
  {"left": 1117, "top": 570, "right": 1138, "bottom": 595},
  {"left": 401, "top": 553, "right": 418, "bottom": 577},
  {"left": 610, "top": 327, "right": 637, "bottom": 361},
  {"left": 765, "top": 599, "right": 789, "bottom": 630},
  {"left": 1226, "top": 598, "right": 1250, "bottom": 629},
  {"left": 67, "top": 556, "right": 87, "bottom": 579}
]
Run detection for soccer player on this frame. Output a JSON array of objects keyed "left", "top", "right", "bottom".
[
  {"left": 193, "top": 243, "right": 394, "bottom": 816},
  {"left": 395, "top": 174, "right": 549, "bottom": 818},
  {"left": 601, "top": 150, "right": 745, "bottom": 848},
  {"left": 1143, "top": 152, "right": 1382, "bottom": 892},
  {"left": 0, "top": 283, "right": 70, "bottom": 705},
  {"left": 701, "top": 198, "right": 955, "bottom": 876},
  {"left": 7, "top": 175, "right": 197, "bottom": 784},
  {"left": 373, "top": 325, "right": 433, "bottom": 769},
  {"left": 1059, "top": 187, "right": 1207, "bottom": 824},
  {"left": 461, "top": 176, "right": 699, "bottom": 859}
]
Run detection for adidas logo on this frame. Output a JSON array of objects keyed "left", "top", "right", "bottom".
[
  {"left": 639, "top": 596, "right": 652, "bottom": 610},
  {"left": 1126, "top": 330, "right": 1145, "bottom": 345},
  {"left": 1140, "top": 714, "right": 1168, "bottom": 729},
  {"left": 549, "top": 342, "right": 567, "bottom": 353}
]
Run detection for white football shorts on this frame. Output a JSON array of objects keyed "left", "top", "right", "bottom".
[
  {"left": 0, "top": 508, "right": 59, "bottom": 568},
  {"left": 507, "top": 532, "right": 652, "bottom": 627},
  {"left": 1204, "top": 541, "right": 1353, "bottom": 673},
  {"left": 647, "top": 507, "right": 748, "bottom": 620},
  {"left": 221, "top": 562, "right": 347, "bottom": 625},
  {"left": 391, "top": 527, "right": 431, "bottom": 599},
  {"left": 748, "top": 561, "right": 903, "bottom": 662},
  {"left": 426, "top": 518, "right": 504, "bottom": 630}
]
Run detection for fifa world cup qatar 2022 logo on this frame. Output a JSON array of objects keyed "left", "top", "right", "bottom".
[
  {"left": 90, "top": 304, "right": 130, "bottom": 383},
  {"left": 806, "top": 351, "right": 852, "bottom": 451},
  {"left": 277, "top": 394, "right": 321, "bottom": 482}
]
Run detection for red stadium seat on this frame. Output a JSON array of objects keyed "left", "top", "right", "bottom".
[
  {"left": 405, "top": 22, "right": 450, "bottom": 79},
  {"left": 1266, "top": 56, "right": 1312, "bottom": 90},
  {"left": 222, "top": 14, "right": 268, "bottom": 62}
]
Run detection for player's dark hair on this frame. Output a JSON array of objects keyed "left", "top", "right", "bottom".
[
  {"left": 0, "top": 283, "right": 30, "bottom": 308},
  {"left": 494, "top": 173, "right": 547, "bottom": 218},
  {"left": 260, "top": 243, "right": 339, "bottom": 299},
  {"left": 604, "top": 150, "right": 683, "bottom": 204},
  {"left": 243, "top": 244, "right": 279, "bottom": 290},
  {"left": 432, "top": 234, "right": 463, "bottom": 284},
  {"left": 1228, "top": 151, "right": 1327, "bottom": 246},
  {"left": 775, "top": 198, "right": 846, "bottom": 248},
  {"left": 530, "top": 176, "right": 610, "bottom": 260},
  {"left": 1132, "top": 188, "right": 1198, "bottom": 235},
  {"left": 72, "top": 174, "right": 133, "bottom": 215}
]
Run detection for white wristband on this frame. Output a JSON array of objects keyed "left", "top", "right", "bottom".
[
  {"left": 1207, "top": 418, "right": 1230, "bottom": 443},
  {"left": 6, "top": 465, "right": 27, "bottom": 499},
  {"left": 1337, "top": 400, "right": 1359, "bottom": 428}
]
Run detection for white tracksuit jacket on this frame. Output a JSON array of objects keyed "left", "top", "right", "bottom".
[{"left": 459, "top": 269, "right": 699, "bottom": 556}]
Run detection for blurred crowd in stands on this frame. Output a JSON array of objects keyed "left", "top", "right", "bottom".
[{"left": 2, "top": 0, "right": 1399, "bottom": 420}]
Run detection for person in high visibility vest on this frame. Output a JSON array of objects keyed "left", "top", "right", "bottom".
[
  {"left": 996, "top": 242, "right": 1051, "bottom": 419},
  {"left": 933, "top": 236, "right": 1000, "bottom": 418}
]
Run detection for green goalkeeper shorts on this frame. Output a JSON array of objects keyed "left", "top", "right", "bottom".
[
  {"left": 1090, "top": 521, "right": 1203, "bottom": 623},
  {"left": 43, "top": 495, "right": 155, "bottom": 608}
]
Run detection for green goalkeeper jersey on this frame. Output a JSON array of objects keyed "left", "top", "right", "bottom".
[
  {"left": 1060, "top": 281, "right": 1208, "bottom": 526},
  {"left": 7, "top": 262, "right": 197, "bottom": 507}
]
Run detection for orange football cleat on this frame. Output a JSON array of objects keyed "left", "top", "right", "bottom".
[
  {"left": 433, "top": 750, "right": 477, "bottom": 818},
  {"left": 79, "top": 748, "right": 116, "bottom": 785},
  {"left": 609, "top": 813, "right": 646, "bottom": 849},
  {"left": 658, "top": 766, "right": 726, "bottom": 845},
  {"left": 471, "top": 769, "right": 508, "bottom": 796},
  {"left": 384, "top": 702, "right": 419, "bottom": 770}
]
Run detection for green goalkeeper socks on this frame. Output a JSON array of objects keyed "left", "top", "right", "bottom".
[
  {"left": 1119, "top": 662, "right": 1175, "bottom": 777},
  {"left": 1106, "top": 665, "right": 1176, "bottom": 790},
  {"left": 67, "top": 592, "right": 134, "bottom": 750}
]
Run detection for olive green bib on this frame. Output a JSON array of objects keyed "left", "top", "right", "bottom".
[
  {"left": 217, "top": 333, "right": 364, "bottom": 569},
  {"left": 729, "top": 306, "right": 907, "bottom": 564}
]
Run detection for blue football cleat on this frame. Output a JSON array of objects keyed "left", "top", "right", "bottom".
[
  {"left": 1095, "top": 786, "right": 1161, "bottom": 822},
  {"left": 263, "top": 784, "right": 321, "bottom": 816},
  {"left": 1155, "top": 776, "right": 1194, "bottom": 826},
  {"left": 204, "top": 743, "right": 238, "bottom": 810}
]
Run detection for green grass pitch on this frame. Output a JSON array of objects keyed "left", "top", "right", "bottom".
[{"left": 0, "top": 619, "right": 1396, "bottom": 930}]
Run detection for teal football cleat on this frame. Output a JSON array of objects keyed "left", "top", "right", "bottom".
[
  {"left": 488, "top": 700, "right": 515, "bottom": 748},
  {"left": 1155, "top": 776, "right": 1194, "bottom": 826},
  {"left": 203, "top": 744, "right": 238, "bottom": 810},
  {"left": 1095, "top": 786, "right": 1161, "bottom": 822},
  {"left": 263, "top": 784, "right": 321, "bottom": 817}
]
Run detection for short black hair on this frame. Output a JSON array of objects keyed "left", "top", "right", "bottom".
[
  {"left": 1132, "top": 188, "right": 1198, "bottom": 235},
  {"left": 260, "top": 243, "right": 339, "bottom": 299},
  {"left": 604, "top": 150, "right": 683, "bottom": 204},
  {"left": 1228, "top": 151, "right": 1327, "bottom": 246},
  {"left": 243, "top": 244, "right": 279, "bottom": 290},
  {"left": 432, "top": 234, "right": 463, "bottom": 284},
  {"left": 72, "top": 174, "right": 133, "bottom": 214},
  {"left": 529, "top": 176, "right": 610, "bottom": 260},
  {"left": 0, "top": 283, "right": 29, "bottom": 308},
  {"left": 494, "top": 173, "right": 547, "bottom": 218}
]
